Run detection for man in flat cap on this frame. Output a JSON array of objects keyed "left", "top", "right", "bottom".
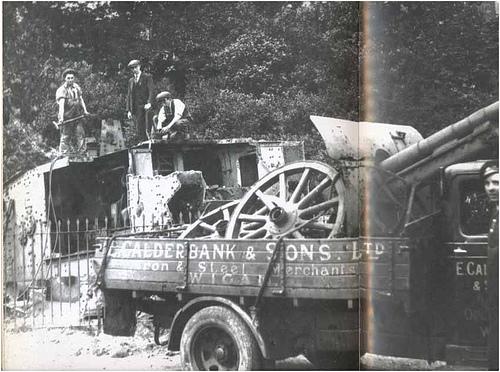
[
  {"left": 126, "top": 59, "right": 154, "bottom": 144},
  {"left": 482, "top": 161, "right": 499, "bottom": 370},
  {"left": 55, "top": 68, "right": 89, "bottom": 155},
  {"left": 154, "top": 91, "right": 190, "bottom": 140}
]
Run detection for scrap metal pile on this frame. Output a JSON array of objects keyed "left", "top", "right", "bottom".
[
  {"left": 128, "top": 160, "right": 345, "bottom": 241},
  {"left": 168, "top": 101, "right": 499, "bottom": 241},
  {"left": 179, "top": 161, "right": 345, "bottom": 239}
]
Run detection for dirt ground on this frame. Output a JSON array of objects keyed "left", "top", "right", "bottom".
[
  {"left": 2, "top": 316, "right": 314, "bottom": 370},
  {"left": 4, "top": 325, "right": 485, "bottom": 371},
  {"left": 2, "top": 320, "right": 180, "bottom": 370},
  {"left": 4, "top": 322, "right": 477, "bottom": 371},
  {"left": 1, "top": 303, "right": 479, "bottom": 371}
]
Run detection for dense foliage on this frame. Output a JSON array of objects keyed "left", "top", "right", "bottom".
[
  {"left": 3, "top": 2, "right": 498, "bottom": 179},
  {"left": 361, "top": 2, "right": 498, "bottom": 135}
]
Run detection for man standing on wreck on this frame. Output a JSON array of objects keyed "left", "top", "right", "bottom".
[
  {"left": 55, "top": 68, "right": 89, "bottom": 155},
  {"left": 126, "top": 59, "right": 154, "bottom": 143}
]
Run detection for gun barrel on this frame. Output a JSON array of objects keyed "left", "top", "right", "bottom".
[{"left": 380, "top": 101, "right": 499, "bottom": 173}]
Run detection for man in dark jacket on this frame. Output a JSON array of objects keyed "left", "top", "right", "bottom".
[
  {"left": 481, "top": 161, "right": 499, "bottom": 371},
  {"left": 126, "top": 59, "right": 154, "bottom": 143}
]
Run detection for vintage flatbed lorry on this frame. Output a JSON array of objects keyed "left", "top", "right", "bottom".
[
  {"left": 91, "top": 101, "right": 498, "bottom": 370},
  {"left": 3, "top": 101, "right": 497, "bottom": 369}
]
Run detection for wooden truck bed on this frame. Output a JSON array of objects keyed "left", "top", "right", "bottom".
[{"left": 95, "top": 236, "right": 411, "bottom": 300}]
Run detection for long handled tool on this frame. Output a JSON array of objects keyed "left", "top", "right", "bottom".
[{"left": 52, "top": 114, "right": 89, "bottom": 128}]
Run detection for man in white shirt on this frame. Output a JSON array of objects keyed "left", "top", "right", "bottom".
[
  {"left": 55, "top": 68, "right": 89, "bottom": 155},
  {"left": 154, "top": 91, "right": 190, "bottom": 139}
]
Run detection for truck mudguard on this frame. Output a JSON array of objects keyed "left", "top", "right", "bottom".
[{"left": 167, "top": 296, "right": 268, "bottom": 358}]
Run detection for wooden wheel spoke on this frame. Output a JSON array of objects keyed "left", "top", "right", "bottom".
[
  {"left": 199, "top": 221, "right": 216, "bottom": 232},
  {"left": 290, "top": 168, "right": 311, "bottom": 203},
  {"left": 292, "top": 230, "right": 305, "bottom": 239},
  {"left": 299, "top": 198, "right": 338, "bottom": 218},
  {"left": 279, "top": 172, "right": 287, "bottom": 200},
  {"left": 241, "top": 221, "right": 265, "bottom": 231},
  {"left": 240, "top": 222, "right": 263, "bottom": 231},
  {"left": 298, "top": 177, "right": 333, "bottom": 209},
  {"left": 306, "top": 221, "right": 334, "bottom": 231},
  {"left": 242, "top": 227, "right": 268, "bottom": 239},
  {"left": 222, "top": 208, "right": 231, "bottom": 220},
  {"left": 239, "top": 214, "right": 268, "bottom": 222},
  {"left": 255, "top": 206, "right": 268, "bottom": 215},
  {"left": 255, "top": 190, "right": 276, "bottom": 210}
]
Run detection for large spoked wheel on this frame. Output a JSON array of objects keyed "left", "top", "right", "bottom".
[
  {"left": 179, "top": 201, "right": 239, "bottom": 238},
  {"left": 226, "top": 161, "right": 345, "bottom": 239},
  {"left": 180, "top": 306, "right": 261, "bottom": 371}
]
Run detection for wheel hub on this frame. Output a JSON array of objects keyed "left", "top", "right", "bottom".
[
  {"left": 215, "top": 345, "right": 227, "bottom": 362},
  {"left": 265, "top": 199, "right": 301, "bottom": 236},
  {"left": 269, "top": 206, "right": 287, "bottom": 225}
]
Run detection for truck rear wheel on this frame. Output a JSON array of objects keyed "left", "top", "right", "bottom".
[{"left": 180, "top": 306, "right": 261, "bottom": 370}]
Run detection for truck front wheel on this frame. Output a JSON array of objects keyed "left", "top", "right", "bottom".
[{"left": 180, "top": 306, "right": 261, "bottom": 370}]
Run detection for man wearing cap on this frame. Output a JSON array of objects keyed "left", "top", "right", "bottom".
[
  {"left": 481, "top": 161, "right": 499, "bottom": 370},
  {"left": 154, "top": 91, "right": 190, "bottom": 139},
  {"left": 126, "top": 59, "right": 154, "bottom": 143},
  {"left": 55, "top": 68, "right": 89, "bottom": 155}
]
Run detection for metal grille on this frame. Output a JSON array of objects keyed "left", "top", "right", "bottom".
[{"left": 3, "top": 214, "right": 177, "bottom": 330}]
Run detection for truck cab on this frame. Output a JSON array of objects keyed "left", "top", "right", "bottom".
[
  {"left": 442, "top": 161, "right": 491, "bottom": 366},
  {"left": 360, "top": 160, "right": 496, "bottom": 369}
]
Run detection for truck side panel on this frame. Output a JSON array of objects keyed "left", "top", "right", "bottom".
[
  {"left": 97, "top": 238, "right": 361, "bottom": 299},
  {"left": 97, "top": 237, "right": 411, "bottom": 300}
]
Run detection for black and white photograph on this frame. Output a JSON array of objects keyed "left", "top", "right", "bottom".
[{"left": 2, "top": 2, "right": 499, "bottom": 370}]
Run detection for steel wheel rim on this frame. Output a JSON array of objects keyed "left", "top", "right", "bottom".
[
  {"left": 226, "top": 161, "right": 345, "bottom": 239},
  {"left": 191, "top": 326, "right": 239, "bottom": 371}
]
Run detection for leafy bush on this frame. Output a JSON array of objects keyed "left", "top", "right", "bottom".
[
  {"left": 2, "top": 2, "right": 497, "bottom": 181},
  {"left": 213, "top": 31, "right": 293, "bottom": 95}
]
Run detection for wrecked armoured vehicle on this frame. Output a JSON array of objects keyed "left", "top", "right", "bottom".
[
  {"left": 3, "top": 133, "right": 304, "bottom": 302},
  {"left": 3, "top": 101, "right": 499, "bottom": 369}
]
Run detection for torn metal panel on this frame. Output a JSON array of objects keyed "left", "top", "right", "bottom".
[
  {"left": 310, "top": 115, "right": 423, "bottom": 161},
  {"left": 127, "top": 171, "right": 207, "bottom": 230},
  {"left": 100, "top": 119, "right": 126, "bottom": 156},
  {"left": 255, "top": 141, "right": 305, "bottom": 179},
  {"left": 129, "top": 148, "right": 154, "bottom": 176},
  {"left": 127, "top": 174, "right": 180, "bottom": 231}
]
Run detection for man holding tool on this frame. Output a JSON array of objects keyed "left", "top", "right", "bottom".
[{"left": 55, "top": 68, "right": 89, "bottom": 155}]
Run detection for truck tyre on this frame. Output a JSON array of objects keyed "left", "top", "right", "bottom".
[{"left": 180, "top": 306, "right": 261, "bottom": 370}]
